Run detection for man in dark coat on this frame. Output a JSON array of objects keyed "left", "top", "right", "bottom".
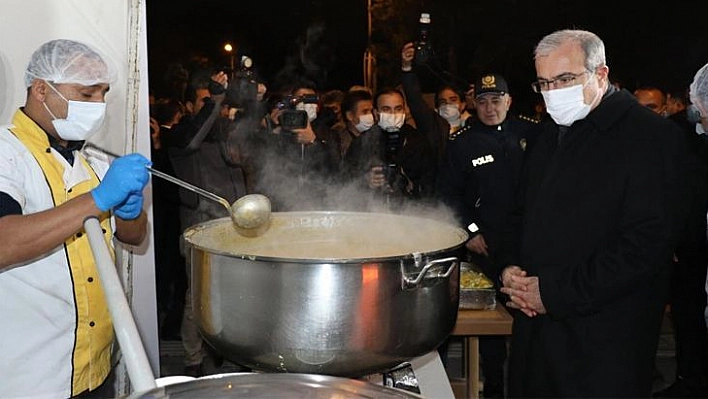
[
  {"left": 436, "top": 72, "right": 540, "bottom": 398},
  {"left": 341, "top": 88, "right": 437, "bottom": 210},
  {"left": 500, "top": 29, "right": 699, "bottom": 397}
]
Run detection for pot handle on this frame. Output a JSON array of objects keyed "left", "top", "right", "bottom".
[{"left": 402, "top": 256, "right": 458, "bottom": 288}]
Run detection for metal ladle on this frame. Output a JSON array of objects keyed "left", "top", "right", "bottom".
[
  {"left": 81, "top": 144, "right": 271, "bottom": 236},
  {"left": 148, "top": 168, "right": 271, "bottom": 237}
]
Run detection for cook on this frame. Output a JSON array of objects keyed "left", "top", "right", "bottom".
[{"left": 0, "top": 39, "right": 150, "bottom": 398}]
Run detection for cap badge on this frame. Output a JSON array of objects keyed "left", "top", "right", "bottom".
[{"left": 481, "top": 75, "right": 497, "bottom": 89}]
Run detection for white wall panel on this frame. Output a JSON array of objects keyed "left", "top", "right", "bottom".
[{"left": 0, "top": 0, "right": 159, "bottom": 388}]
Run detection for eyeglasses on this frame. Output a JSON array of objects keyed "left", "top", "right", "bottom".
[{"left": 531, "top": 70, "right": 591, "bottom": 93}]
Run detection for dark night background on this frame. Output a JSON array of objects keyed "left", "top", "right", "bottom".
[{"left": 146, "top": 0, "right": 708, "bottom": 113}]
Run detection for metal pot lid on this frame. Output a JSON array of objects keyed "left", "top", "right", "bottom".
[{"left": 130, "top": 373, "right": 423, "bottom": 398}]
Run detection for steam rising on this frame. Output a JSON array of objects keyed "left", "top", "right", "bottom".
[
  {"left": 230, "top": 23, "right": 459, "bottom": 231},
  {"left": 242, "top": 135, "right": 459, "bottom": 232}
]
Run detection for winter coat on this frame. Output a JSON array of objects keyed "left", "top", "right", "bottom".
[{"left": 502, "top": 89, "right": 695, "bottom": 397}]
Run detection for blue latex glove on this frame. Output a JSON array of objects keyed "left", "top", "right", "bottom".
[
  {"left": 113, "top": 192, "right": 144, "bottom": 220},
  {"left": 91, "top": 153, "right": 151, "bottom": 212}
]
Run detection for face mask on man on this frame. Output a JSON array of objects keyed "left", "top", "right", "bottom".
[
  {"left": 378, "top": 112, "right": 405, "bottom": 132},
  {"left": 43, "top": 81, "right": 106, "bottom": 141},
  {"left": 355, "top": 113, "right": 375, "bottom": 132},
  {"left": 438, "top": 104, "right": 461, "bottom": 127},
  {"left": 687, "top": 104, "right": 702, "bottom": 124},
  {"left": 541, "top": 74, "right": 597, "bottom": 126},
  {"left": 687, "top": 103, "right": 708, "bottom": 134},
  {"left": 296, "top": 102, "right": 318, "bottom": 122}
]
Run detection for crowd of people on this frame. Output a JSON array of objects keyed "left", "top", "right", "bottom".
[
  {"left": 2, "top": 27, "right": 708, "bottom": 398},
  {"left": 148, "top": 29, "right": 708, "bottom": 398}
]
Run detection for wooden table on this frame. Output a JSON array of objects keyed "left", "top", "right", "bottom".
[{"left": 449, "top": 306, "right": 513, "bottom": 399}]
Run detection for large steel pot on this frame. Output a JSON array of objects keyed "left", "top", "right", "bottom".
[
  {"left": 183, "top": 211, "right": 467, "bottom": 377},
  {"left": 129, "top": 373, "right": 423, "bottom": 398}
]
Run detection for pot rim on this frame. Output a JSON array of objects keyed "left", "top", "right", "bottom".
[
  {"left": 183, "top": 211, "right": 468, "bottom": 263},
  {"left": 131, "top": 372, "right": 424, "bottom": 398}
]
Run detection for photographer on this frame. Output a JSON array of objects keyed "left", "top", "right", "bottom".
[
  {"left": 246, "top": 81, "right": 337, "bottom": 211},
  {"left": 335, "top": 89, "right": 375, "bottom": 171},
  {"left": 166, "top": 69, "right": 249, "bottom": 376},
  {"left": 342, "top": 87, "right": 436, "bottom": 210}
]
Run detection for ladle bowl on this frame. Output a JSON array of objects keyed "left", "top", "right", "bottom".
[
  {"left": 148, "top": 167, "right": 271, "bottom": 236},
  {"left": 230, "top": 194, "right": 272, "bottom": 237}
]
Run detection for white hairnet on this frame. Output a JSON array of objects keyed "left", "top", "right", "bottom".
[
  {"left": 689, "top": 62, "right": 708, "bottom": 115},
  {"left": 24, "top": 39, "right": 114, "bottom": 87}
]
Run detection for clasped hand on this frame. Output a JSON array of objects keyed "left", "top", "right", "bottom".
[{"left": 499, "top": 265, "right": 547, "bottom": 317}]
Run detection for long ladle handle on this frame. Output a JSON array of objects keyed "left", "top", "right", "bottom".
[
  {"left": 146, "top": 167, "right": 231, "bottom": 212},
  {"left": 82, "top": 143, "right": 232, "bottom": 214}
]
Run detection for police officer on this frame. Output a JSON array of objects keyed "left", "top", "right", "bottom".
[{"left": 436, "top": 73, "right": 540, "bottom": 398}]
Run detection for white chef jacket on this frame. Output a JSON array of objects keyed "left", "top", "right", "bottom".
[{"left": 0, "top": 110, "right": 115, "bottom": 398}]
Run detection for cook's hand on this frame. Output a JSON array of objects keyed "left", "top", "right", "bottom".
[
  {"left": 500, "top": 270, "right": 547, "bottom": 317},
  {"left": 114, "top": 192, "right": 144, "bottom": 220},
  {"left": 92, "top": 153, "right": 151, "bottom": 212},
  {"left": 367, "top": 165, "right": 387, "bottom": 189},
  {"left": 292, "top": 121, "right": 316, "bottom": 144},
  {"left": 466, "top": 234, "right": 488, "bottom": 256},
  {"left": 401, "top": 42, "right": 415, "bottom": 71}
]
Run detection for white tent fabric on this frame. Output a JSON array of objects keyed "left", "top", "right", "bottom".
[{"left": 0, "top": 0, "right": 158, "bottom": 393}]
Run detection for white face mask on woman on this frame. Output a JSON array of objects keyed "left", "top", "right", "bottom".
[
  {"left": 43, "top": 82, "right": 106, "bottom": 141},
  {"left": 377, "top": 112, "right": 405, "bottom": 132},
  {"left": 438, "top": 104, "right": 462, "bottom": 128},
  {"left": 541, "top": 75, "right": 596, "bottom": 126},
  {"left": 355, "top": 113, "right": 375, "bottom": 132}
]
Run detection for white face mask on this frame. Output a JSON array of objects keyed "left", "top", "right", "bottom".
[
  {"left": 43, "top": 82, "right": 106, "bottom": 141},
  {"left": 378, "top": 112, "right": 405, "bottom": 131},
  {"left": 541, "top": 76, "right": 595, "bottom": 126},
  {"left": 355, "top": 113, "right": 375, "bottom": 132},
  {"left": 438, "top": 103, "right": 461, "bottom": 127},
  {"left": 296, "top": 102, "right": 318, "bottom": 122}
]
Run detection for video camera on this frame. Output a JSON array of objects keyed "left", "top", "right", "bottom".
[
  {"left": 381, "top": 128, "right": 404, "bottom": 188},
  {"left": 276, "top": 94, "right": 319, "bottom": 130}
]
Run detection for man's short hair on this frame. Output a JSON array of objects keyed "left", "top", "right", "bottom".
[
  {"left": 341, "top": 90, "right": 373, "bottom": 115},
  {"left": 374, "top": 87, "right": 405, "bottom": 109}
]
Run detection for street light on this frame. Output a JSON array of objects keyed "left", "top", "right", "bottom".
[{"left": 224, "top": 43, "right": 235, "bottom": 74}]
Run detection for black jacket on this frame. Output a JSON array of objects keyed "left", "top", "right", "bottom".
[
  {"left": 502, "top": 89, "right": 696, "bottom": 397},
  {"left": 167, "top": 95, "right": 247, "bottom": 229},
  {"left": 400, "top": 70, "right": 451, "bottom": 165},
  {"left": 437, "top": 116, "right": 540, "bottom": 248},
  {"left": 243, "top": 117, "right": 335, "bottom": 212},
  {"left": 341, "top": 124, "right": 437, "bottom": 208}
]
